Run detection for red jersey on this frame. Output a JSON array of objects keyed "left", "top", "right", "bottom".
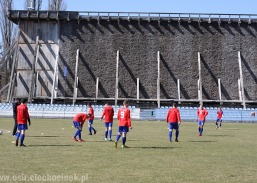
[
  {"left": 88, "top": 107, "right": 94, "bottom": 120},
  {"left": 101, "top": 105, "right": 114, "bottom": 122},
  {"left": 217, "top": 109, "right": 223, "bottom": 118},
  {"left": 166, "top": 107, "right": 181, "bottom": 123},
  {"left": 17, "top": 104, "right": 30, "bottom": 124},
  {"left": 73, "top": 113, "right": 88, "bottom": 127},
  {"left": 197, "top": 109, "right": 207, "bottom": 121},
  {"left": 73, "top": 113, "right": 88, "bottom": 123},
  {"left": 117, "top": 107, "right": 131, "bottom": 127}
]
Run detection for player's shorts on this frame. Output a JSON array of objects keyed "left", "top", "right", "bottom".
[
  {"left": 198, "top": 120, "right": 204, "bottom": 126},
  {"left": 168, "top": 122, "right": 179, "bottom": 130},
  {"left": 104, "top": 122, "right": 113, "bottom": 128},
  {"left": 118, "top": 126, "right": 129, "bottom": 133},
  {"left": 17, "top": 124, "right": 28, "bottom": 131},
  {"left": 73, "top": 121, "right": 81, "bottom": 129},
  {"left": 88, "top": 120, "right": 93, "bottom": 125},
  {"left": 216, "top": 118, "right": 222, "bottom": 122}
]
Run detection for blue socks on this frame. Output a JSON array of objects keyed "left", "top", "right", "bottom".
[
  {"left": 169, "top": 131, "right": 172, "bottom": 141},
  {"left": 105, "top": 131, "right": 108, "bottom": 138},
  {"left": 74, "top": 129, "right": 81, "bottom": 139},
  {"left": 122, "top": 137, "right": 126, "bottom": 145},
  {"left": 175, "top": 130, "right": 179, "bottom": 140},
  {"left": 20, "top": 134, "right": 25, "bottom": 145},
  {"left": 16, "top": 132, "right": 21, "bottom": 141},
  {"left": 109, "top": 130, "right": 112, "bottom": 139},
  {"left": 88, "top": 126, "right": 92, "bottom": 134},
  {"left": 115, "top": 134, "right": 121, "bottom": 142}
]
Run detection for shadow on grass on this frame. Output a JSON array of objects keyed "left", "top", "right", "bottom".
[
  {"left": 207, "top": 135, "right": 233, "bottom": 137},
  {"left": 130, "top": 146, "right": 181, "bottom": 149},
  {"left": 28, "top": 145, "right": 78, "bottom": 147},
  {"left": 188, "top": 141, "right": 217, "bottom": 143},
  {"left": 27, "top": 136, "right": 62, "bottom": 138}
]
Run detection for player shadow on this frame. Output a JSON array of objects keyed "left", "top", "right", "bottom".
[
  {"left": 28, "top": 145, "right": 78, "bottom": 147},
  {"left": 130, "top": 146, "right": 181, "bottom": 149},
  {"left": 27, "top": 136, "right": 62, "bottom": 138},
  {"left": 207, "top": 135, "right": 233, "bottom": 137},
  {"left": 188, "top": 141, "right": 217, "bottom": 143}
]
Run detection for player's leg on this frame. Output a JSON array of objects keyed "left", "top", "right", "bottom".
[
  {"left": 15, "top": 127, "right": 21, "bottom": 146},
  {"left": 216, "top": 119, "right": 219, "bottom": 128},
  {"left": 12, "top": 118, "right": 18, "bottom": 136},
  {"left": 168, "top": 123, "right": 173, "bottom": 142},
  {"left": 20, "top": 127, "right": 27, "bottom": 146},
  {"left": 108, "top": 123, "right": 113, "bottom": 141},
  {"left": 89, "top": 120, "right": 96, "bottom": 135},
  {"left": 88, "top": 121, "right": 92, "bottom": 135},
  {"left": 175, "top": 123, "right": 179, "bottom": 142},
  {"left": 72, "top": 122, "right": 80, "bottom": 141},
  {"left": 219, "top": 119, "right": 222, "bottom": 128},
  {"left": 104, "top": 122, "right": 108, "bottom": 140},
  {"left": 114, "top": 127, "right": 122, "bottom": 148},
  {"left": 121, "top": 131, "right": 127, "bottom": 147}
]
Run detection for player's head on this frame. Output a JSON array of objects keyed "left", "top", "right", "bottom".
[
  {"left": 20, "top": 98, "right": 27, "bottom": 104},
  {"left": 123, "top": 100, "right": 129, "bottom": 107},
  {"left": 87, "top": 102, "right": 92, "bottom": 107},
  {"left": 15, "top": 98, "right": 21, "bottom": 103},
  {"left": 172, "top": 102, "right": 177, "bottom": 108},
  {"left": 105, "top": 102, "right": 109, "bottom": 106},
  {"left": 199, "top": 104, "right": 203, "bottom": 109}
]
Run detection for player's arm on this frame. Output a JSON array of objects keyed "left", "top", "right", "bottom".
[
  {"left": 127, "top": 110, "right": 132, "bottom": 129},
  {"left": 177, "top": 110, "right": 181, "bottom": 125},
  {"left": 166, "top": 111, "right": 169, "bottom": 123}
]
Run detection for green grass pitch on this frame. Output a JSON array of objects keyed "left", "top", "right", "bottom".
[{"left": 1, "top": 118, "right": 257, "bottom": 183}]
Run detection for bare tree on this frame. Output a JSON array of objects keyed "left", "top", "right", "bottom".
[
  {"left": 0, "top": 0, "right": 15, "bottom": 79},
  {"left": 0, "top": 0, "right": 16, "bottom": 100},
  {"left": 48, "top": 0, "right": 66, "bottom": 11},
  {"left": 24, "top": 0, "right": 42, "bottom": 11}
]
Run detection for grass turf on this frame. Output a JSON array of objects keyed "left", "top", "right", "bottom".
[{"left": 0, "top": 118, "right": 257, "bottom": 183}]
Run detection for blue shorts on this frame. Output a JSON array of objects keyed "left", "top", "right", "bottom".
[
  {"left": 168, "top": 122, "right": 179, "bottom": 130},
  {"left": 73, "top": 121, "right": 81, "bottom": 129},
  {"left": 105, "top": 122, "right": 113, "bottom": 128},
  {"left": 198, "top": 120, "right": 204, "bottom": 126},
  {"left": 17, "top": 124, "right": 28, "bottom": 131},
  {"left": 216, "top": 118, "right": 222, "bottom": 122},
  {"left": 88, "top": 120, "right": 93, "bottom": 125},
  {"left": 118, "top": 126, "right": 129, "bottom": 133}
]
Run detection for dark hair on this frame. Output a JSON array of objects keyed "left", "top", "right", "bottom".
[
  {"left": 20, "top": 98, "right": 27, "bottom": 103},
  {"left": 172, "top": 102, "right": 177, "bottom": 108},
  {"left": 123, "top": 100, "right": 129, "bottom": 105},
  {"left": 88, "top": 102, "right": 91, "bottom": 106}
]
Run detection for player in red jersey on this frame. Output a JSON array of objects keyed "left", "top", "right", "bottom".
[
  {"left": 166, "top": 102, "right": 181, "bottom": 142},
  {"left": 15, "top": 99, "right": 31, "bottom": 147},
  {"left": 114, "top": 100, "right": 132, "bottom": 148},
  {"left": 216, "top": 107, "right": 223, "bottom": 129},
  {"left": 87, "top": 103, "right": 97, "bottom": 135},
  {"left": 72, "top": 113, "right": 91, "bottom": 142},
  {"left": 197, "top": 105, "right": 207, "bottom": 136},
  {"left": 101, "top": 102, "right": 114, "bottom": 141}
]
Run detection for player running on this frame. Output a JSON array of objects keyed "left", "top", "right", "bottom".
[
  {"left": 87, "top": 103, "right": 97, "bottom": 135},
  {"left": 114, "top": 100, "right": 132, "bottom": 148},
  {"left": 197, "top": 105, "right": 208, "bottom": 136},
  {"left": 216, "top": 107, "right": 223, "bottom": 129},
  {"left": 15, "top": 98, "right": 31, "bottom": 147},
  {"left": 72, "top": 113, "right": 91, "bottom": 142},
  {"left": 101, "top": 102, "right": 114, "bottom": 141},
  {"left": 166, "top": 102, "right": 181, "bottom": 142}
]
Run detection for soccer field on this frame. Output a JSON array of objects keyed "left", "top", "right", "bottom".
[{"left": 0, "top": 118, "right": 257, "bottom": 183}]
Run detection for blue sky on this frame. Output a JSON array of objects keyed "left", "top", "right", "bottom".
[{"left": 12, "top": 0, "right": 257, "bottom": 14}]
